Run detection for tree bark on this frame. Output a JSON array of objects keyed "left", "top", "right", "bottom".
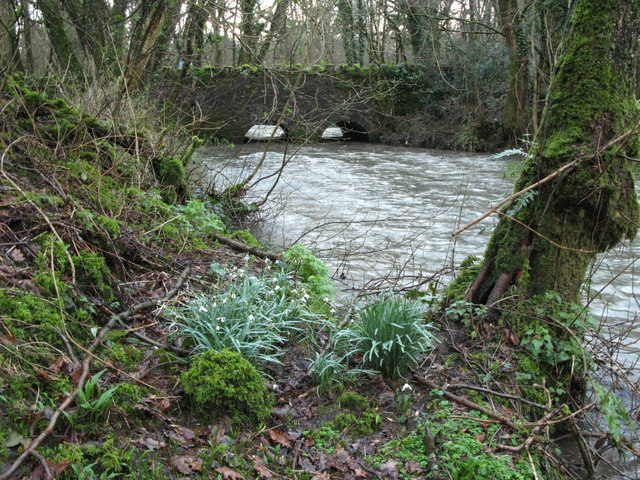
[
  {"left": 467, "top": 0, "right": 640, "bottom": 306},
  {"left": 0, "top": 0, "right": 21, "bottom": 71},
  {"left": 495, "top": 0, "right": 528, "bottom": 141},
  {"left": 36, "top": 0, "right": 84, "bottom": 77},
  {"left": 124, "top": 0, "right": 168, "bottom": 90}
]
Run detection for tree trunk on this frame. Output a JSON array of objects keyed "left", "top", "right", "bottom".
[
  {"left": 256, "top": 0, "right": 288, "bottom": 64},
  {"left": 466, "top": 0, "right": 640, "bottom": 306},
  {"left": 0, "top": 0, "right": 21, "bottom": 71},
  {"left": 124, "top": 0, "right": 167, "bottom": 90},
  {"left": 495, "top": 0, "right": 528, "bottom": 142},
  {"left": 237, "top": 0, "right": 261, "bottom": 65},
  {"left": 36, "top": 0, "right": 85, "bottom": 77}
]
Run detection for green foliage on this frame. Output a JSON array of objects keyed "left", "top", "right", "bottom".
[
  {"left": 281, "top": 245, "right": 336, "bottom": 311},
  {"left": 173, "top": 267, "right": 319, "bottom": 365},
  {"left": 308, "top": 351, "right": 373, "bottom": 394},
  {"left": 592, "top": 382, "right": 634, "bottom": 444},
  {"left": 181, "top": 349, "right": 273, "bottom": 425},
  {"left": 515, "top": 291, "right": 594, "bottom": 369},
  {"left": 337, "top": 291, "right": 436, "bottom": 378},
  {"left": 372, "top": 401, "right": 539, "bottom": 479},
  {"left": 176, "top": 200, "right": 225, "bottom": 236},
  {"left": 66, "top": 370, "right": 118, "bottom": 425},
  {"left": 445, "top": 300, "right": 489, "bottom": 333},
  {"left": 72, "top": 250, "right": 115, "bottom": 301}
]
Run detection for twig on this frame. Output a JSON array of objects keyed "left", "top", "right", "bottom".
[
  {"left": 452, "top": 159, "right": 577, "bottom": 237},
  {"left": 413, "top": 375, "right": 518, "bottom": 430},
  {"left": 446, "top": 383, "right": 549, "bottom": 411},
  {"left": 0, "top": 266, "right": 191, "bottom": 480}
]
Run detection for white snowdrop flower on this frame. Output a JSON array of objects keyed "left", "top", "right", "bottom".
[
  {"left": 216, "top": 317, "right": 226, "bottom": 323},
  {"left": 274, "top": 285, "right": 281, "bottom": 292},
  {"left": 231, "top": 293, "right": 237, "bottom": 299},
  {"left": 330, "top": 308, "right": 336, "bottom": 314},
  {"left": 272, "top": 383, "right": 278, "bottom": 391},
  {"left": 323, "top": 297, "right": 329, "bottom": 303},
  {"left": 222, "top": 298, "right": 227, "bottom": 304},
  {"left": 215, "top": 326, "right": 221, "bottom": 331},
  {"left": 199, "top": 305, "right": 208, "bottom": 313},
  {"left": 402, "top": 383, "right": 412, "bottom": 392},
  {"left": 248, "top": 314, "right": 255, "bottom": 321}
]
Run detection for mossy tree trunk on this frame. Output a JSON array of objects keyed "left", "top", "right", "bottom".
[
  {"left": 466, "top": 0, "right": 640, "bottom": 306},
  {"left": 495, "top": 0, "right": 528, "bottom": 141}
]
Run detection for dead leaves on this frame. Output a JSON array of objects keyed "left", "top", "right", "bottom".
[
  {"left": 215, "top": 466, "right": 243, "bottom": 479},
  {"left": 170, "top": 455, "right": 203, "bottom": 475}
]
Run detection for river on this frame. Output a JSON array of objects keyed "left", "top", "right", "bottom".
[
  {"left": 200, "top": 142, "right": 638, "bottom": 333},
  {"left": 199, "top": 141, "right": 639, "bottom": 478}
]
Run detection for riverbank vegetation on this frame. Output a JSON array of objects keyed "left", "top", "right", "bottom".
[
  {"left": 2, "top": 1, "right": 640, "bottom": 479},
  {"left": 1, "top": 71, "right": 638, "bottom": 480}
]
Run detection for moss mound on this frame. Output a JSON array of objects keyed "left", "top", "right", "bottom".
[{"left": 182, "top": 349, "right": 273, "bottom": 425}]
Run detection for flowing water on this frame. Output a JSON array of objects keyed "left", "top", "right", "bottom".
[{"left": 200, "top": 141, "right": 640, "bottom": 477}]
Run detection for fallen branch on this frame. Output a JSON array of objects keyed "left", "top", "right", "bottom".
[
  {"left": 212, "top": 233, "right": 280, "bottom": 261},
  {"left": 452, "top": 160, "right": 577, "bottom": 237},
  {"left": 0, "top": 266, "right": 191, "bottom": 480}
]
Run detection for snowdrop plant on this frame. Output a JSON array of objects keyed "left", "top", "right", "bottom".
[{"left": 173, "top": 269, "right": 321, "bottom": 365}]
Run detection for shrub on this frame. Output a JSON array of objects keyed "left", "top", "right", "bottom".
[
  {"left": 181, "top": 349, "right": 273, "bottom": 425},
  {"left": 338, "top": 291, "right": 436, "bottom": 378}
]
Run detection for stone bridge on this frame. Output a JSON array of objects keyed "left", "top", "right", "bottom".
[
  {"left": 157, "top": 66, "right": 502, "bottom": 150},
  {"left": 159, "top": 68, "right": 403, "bottom": 144}
]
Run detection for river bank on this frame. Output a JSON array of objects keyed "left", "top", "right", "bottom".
[{"left": 1, "top": 75, "right": 637, "bottom": 479}]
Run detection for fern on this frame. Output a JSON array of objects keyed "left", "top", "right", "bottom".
[{"left": 506, "top": 190, "right": 538, "bottom": 216}]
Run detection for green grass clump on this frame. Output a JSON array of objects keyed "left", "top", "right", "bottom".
[
  {"left": 338, "top": 291, "right": 436, "bottom": 378},
  {"left": 182, "top": 349, "right": 273, "bottom": 425}
]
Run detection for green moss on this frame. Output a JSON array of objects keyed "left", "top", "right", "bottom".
[
  {"left": 337, "top": 391, "right": 370, "bottom": 411},
  {"left": 181, "top": 349, "right": 273, "bottom": 425},
  {"left": 100, "top": 436, "right": 124, "bottom": 472},
  {"left": 441, "top": 255, "right": 481, "bottom": 304},
  {"left": 32, "top": 270, "right": 68, "bottom": 297},
  {"left": 71, "top": 250, "right": 114, "bottom": 301},
  {"left": 0, "top": 290, "right": 63, "bottom": 344},
  {"left": 75, "top": 208, "right": 122, "bottom": 238},
  {"left": 328, "top": 410, "right": 379, "bottom": 437},
  {"left": 158, "top": 156, "right": 185, "bottom": 186},
  {"left": 231, "top": 229, "right": 262, "bottom": 248}
]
